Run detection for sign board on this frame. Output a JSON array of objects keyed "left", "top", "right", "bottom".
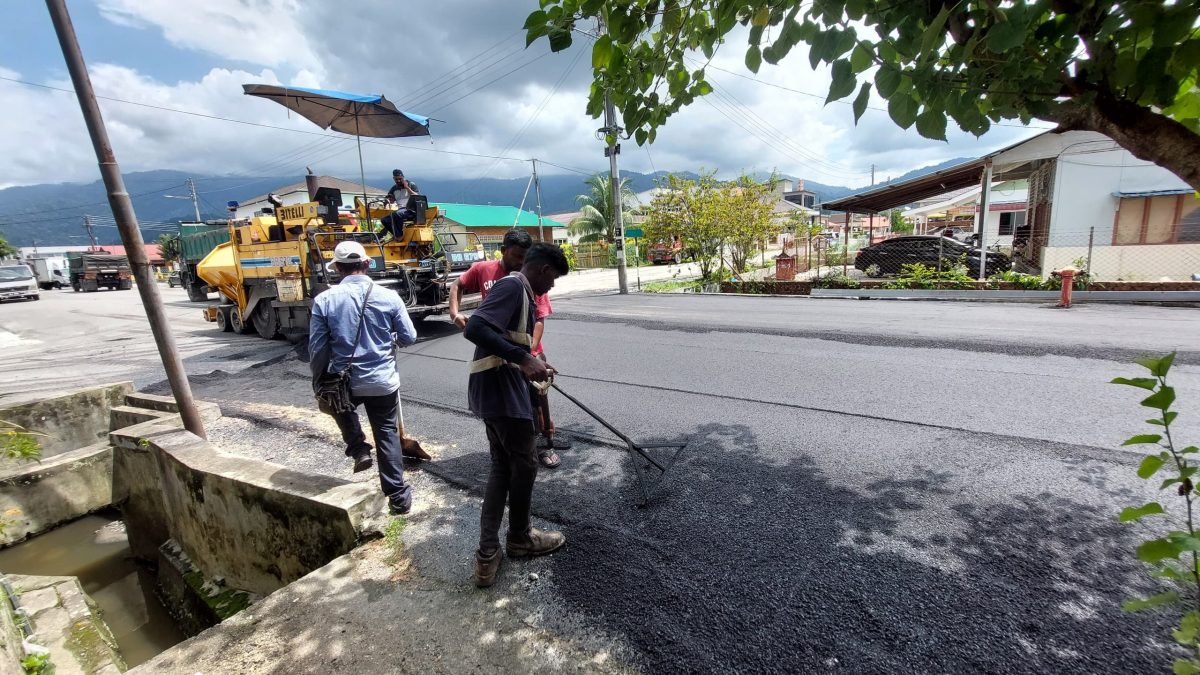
[{"left": 625, "top": 227, "right": 644, "bottom": 238}]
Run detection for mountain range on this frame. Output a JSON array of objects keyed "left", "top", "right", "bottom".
[{"left": 0, "top": 158, "right": 967, "bottom": 247}]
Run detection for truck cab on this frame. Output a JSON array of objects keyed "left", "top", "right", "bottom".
[{"left": 0, "top": 264, "right": 40, "bottom": 302}]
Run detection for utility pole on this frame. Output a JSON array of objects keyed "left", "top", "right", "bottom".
[
  {"left": 82, "top": 215, "right": 97, "bottom": 249},
  {"left": 870, "top": 164, "right": 876, "bottom": 186},
  {"left": 47, "top": 0, "right": 206, "bottom": 439},
  {"left": 166, "top": 177, "right": 202, "bottom": 223},
  {"left": 532, "top": 159, "right": 546, "bottom": 243},
  {"left": 599, "top": 17, "right": 629, "bottom": 294}
]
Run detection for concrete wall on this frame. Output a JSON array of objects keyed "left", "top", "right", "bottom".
[
  {"left": 111, "top": 422, "right": 385, "bottom": 596},
  {"left": 0, "top": 382, "right": 132, "bottom": 461},
  {"left": 1041, "top": 243, "right": 1200, "bottom": 281},
  {"left": 0, "top": 443, "right": 113, "bottom": 546}
]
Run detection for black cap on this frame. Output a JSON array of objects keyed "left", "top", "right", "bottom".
[{"left": 392, "top": 169, "right": 404, "bottom": 177}]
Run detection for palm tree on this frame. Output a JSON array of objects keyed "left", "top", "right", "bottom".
[{"left": 568, "top": 174, "right": 635, "bottom": 244}]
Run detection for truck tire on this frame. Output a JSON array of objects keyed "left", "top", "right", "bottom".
[
  {"left": 186, "top": 284, "right": 208, "bottom": 303},
  {"left": 119, "top": 281, "right": 132, "bottom": 290},
  {"left": 252, "top": 302, "right": 280, "bottom": 340},
  {"left": 229, "top": 308, "right": 255, "bottom": 335},
  {"left": 72, "top": 281, "right": 80, "bottom": 292},
  {"left": 215, "top": 307, "right": 232, "bottom": 332},
  {"left": 83, "top": 280, "right": 99, "bottom": 293}
]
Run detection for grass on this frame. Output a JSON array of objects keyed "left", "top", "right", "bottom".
[{"left": 643, "top": 279, "right": 703, "bottom": 293}]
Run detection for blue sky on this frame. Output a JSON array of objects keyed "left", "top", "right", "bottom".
[{"left": 0, "top": 0, "right": 1044, "bottom": 191}]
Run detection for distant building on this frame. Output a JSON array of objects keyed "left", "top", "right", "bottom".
[
  {"left": 433, "top": 203, "right": 566, "bottom": 253},
  {"left": 782, "top": 179, "right": 819, "bottom": 210}
]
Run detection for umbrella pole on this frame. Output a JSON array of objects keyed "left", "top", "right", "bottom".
[{"left": 355, "top": 111, "right": 368, "bottom": 228}]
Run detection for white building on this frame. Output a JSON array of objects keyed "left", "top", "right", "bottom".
[{"left": 825, "top": 131, "right": 1199, "bottom": 281}]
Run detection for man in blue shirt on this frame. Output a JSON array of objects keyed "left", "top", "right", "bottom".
[
  {"left": 462, "top": 243, "right": 570, "bottom": 587},
  {"left": 310, "top": 241, "right": 418, "bottom": 515}
]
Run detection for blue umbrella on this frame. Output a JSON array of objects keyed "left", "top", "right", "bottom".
[{"left": 243, "top": 84, "right": 431, "bottom": 203}]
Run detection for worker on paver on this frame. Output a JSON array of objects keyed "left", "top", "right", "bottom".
[
  {"left": 309, "top": 240, "right": 418, "bottom": 515},
  {"left": 380, "top": 169, "right": 419, "bottom": 239},
  {"left": 462, "top": 243, "right": 570, "bottom": 588},
  {"left": 449, "top": 229, "right": 571, "bottom": 469}
]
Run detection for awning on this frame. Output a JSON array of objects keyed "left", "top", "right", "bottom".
[
  {"left": 823, "top": 159, "right": 987, "bottom": 213},
  {"left": 1112, "top": 189, "right": 1195, "bottom": 198}
]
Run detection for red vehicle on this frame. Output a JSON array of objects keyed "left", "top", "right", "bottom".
[{"left": 648, "top": 239, "right": 684, "bottom": 265}]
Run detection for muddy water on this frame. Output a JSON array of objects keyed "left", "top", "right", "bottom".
[{"left": 0, "top": 512, "right": 185, "bottom": 667}]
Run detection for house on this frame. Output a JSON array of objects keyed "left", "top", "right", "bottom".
[
  {"left": 823, "top": 130, "right": 1199, "bottom": 281},
  {"left": 235, "top": 176, "right": 387, "bottom": 218},
  {"left": 432, "top": 203, "right": 567, "bottom": 253},
  {"left": 905, "top": 180, "right": 1029, "bottom": 242},
  {"left": 782, "top": 179, "right": 820, "bottom": 210}
]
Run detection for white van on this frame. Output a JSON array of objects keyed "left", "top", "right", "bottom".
[{"left": 0, "top": 264, "right": 39, "bottom": 302}]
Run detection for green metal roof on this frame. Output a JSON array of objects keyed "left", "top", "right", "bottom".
[{"left": 432, "top": 203, "right": 565, "bottom": 229}]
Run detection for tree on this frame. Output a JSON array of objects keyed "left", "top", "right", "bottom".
[
  {"left": 724, "top": 175, "right": 780, "bottom": 274},
  {"left": 0, "top": 234, "right": 16, "bottom": 259},
  {"left": 157, "top": 233, "right": 182, "bottom": 263},
  {"left": 568, "top": 174, "right": 636, "bottom": 243},
  {"left": 527, "top": 1, "right": 1200, "bottom": 190},
  {"left": 644, "top": 173, "right": 724, "bottom": 280},
  {"left": 889, "top": 209, "right": 914, "bottom": 234}
]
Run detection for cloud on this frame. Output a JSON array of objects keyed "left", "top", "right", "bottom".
[{"left": 2, "top": 1, "right": 1053, "bottom": 193}]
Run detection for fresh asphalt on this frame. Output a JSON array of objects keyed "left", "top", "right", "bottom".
[{"left": 394, "top": 294, "right": 1199, "bottom": 673}]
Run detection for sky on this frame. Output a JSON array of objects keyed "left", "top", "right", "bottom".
[{"left": 0, "top": 0, "right": 1053, "bottom": 192}]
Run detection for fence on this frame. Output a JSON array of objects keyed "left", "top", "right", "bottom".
[
  {"left": 573, "top": 242, "right": 610, "bottom": 269},
  {"left": 790, "top": 227, "right": 1200, "bottom": 284}
]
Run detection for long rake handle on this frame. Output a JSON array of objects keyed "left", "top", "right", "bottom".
[{"left": 550, "top": 382, "right": 668, "bottom": 472}]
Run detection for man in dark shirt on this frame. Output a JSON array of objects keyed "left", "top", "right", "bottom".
[
  {"left": 381, "top": 169, "right": 419, "bottom": 239},
  {"left": 463, "top": 243, "right": 570, "bottom": 588}
]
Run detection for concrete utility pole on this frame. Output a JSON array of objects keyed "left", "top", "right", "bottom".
[
  {"left": 532, "top": 159, "right": 546, "bottom": 243},
  {"left": 598, "top": 17, "right": 629, "bottom": 294},
  {"left": 82, "top": 214, "right": 97, "bottom": 249},
  {"left": 977, "top": 158, "right": 993, "bottom": 281},
  {"left": 870, "top": 164, "right": 876, "bottom": 186},
  {"left": 47, "top": 0, "right": 206, "bottom": 439},
  {"left": 166, "top": 177, "right": 202, "bottom": 222}
]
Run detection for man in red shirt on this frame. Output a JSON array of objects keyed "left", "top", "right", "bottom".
[{"left": 449, "top": 229, "right": 571, "bottom": 468}]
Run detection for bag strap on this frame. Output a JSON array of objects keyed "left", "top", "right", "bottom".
[{"left": 340, "top": 283, "right": 373, "bottom": 376}]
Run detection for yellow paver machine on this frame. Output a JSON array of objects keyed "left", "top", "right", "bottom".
[{"left": 198, "top": 177, "right": 483, "bottom": 340}]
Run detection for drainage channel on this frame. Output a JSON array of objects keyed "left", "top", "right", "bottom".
[{"left": 0, "top": 511, "right": 186, "bottom": 667}]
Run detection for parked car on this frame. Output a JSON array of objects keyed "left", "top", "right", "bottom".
[
  {"left": 854, "top": 235, "right": 1011, "bottom": 277},
  {"left": 167, "top": 271, "right": 181, "bottom": 288},
  {"left": 0, "top": 264, "right": 40, "bottom": 302}
]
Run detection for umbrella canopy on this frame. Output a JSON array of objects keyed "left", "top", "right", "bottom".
[{"left": 242, "top": 84, "right": 430, "bottom": 138}]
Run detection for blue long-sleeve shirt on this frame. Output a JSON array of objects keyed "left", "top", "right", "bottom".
[{"left": 309, "top": 274, "right": 417, "bottom": 397}]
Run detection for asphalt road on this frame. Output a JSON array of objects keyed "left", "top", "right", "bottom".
[{"left": 6, "top": 286, "right": 1200, "bottom": 672}]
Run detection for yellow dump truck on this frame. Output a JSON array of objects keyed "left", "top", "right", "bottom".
[{"left": 197, "top": 181, "right": 483, "bottom": 340}]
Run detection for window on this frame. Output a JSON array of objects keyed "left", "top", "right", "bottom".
[
  {"left": 1113, "top": 195, "right": 1200, "bottom": 245},
  {"left": 998, "top": 211, "right": 1025, "bottom": 236}
]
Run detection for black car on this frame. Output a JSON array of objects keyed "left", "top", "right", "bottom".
[{"left": 855, "top": 235, "right": 1011, "bottom": 277}]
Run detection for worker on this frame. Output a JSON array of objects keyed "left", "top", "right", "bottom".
[
  {"left": 463, "top": 243, "right": 570, "bottom": 588},
  {"left": 449, "top": 229, "right": 571, "bottom": 468},
  {"left": 380, "top": 169, "right": 419, "bottom": 238},
  {"left": 309, "top": 240, "right": 418, "bottom": 515}
]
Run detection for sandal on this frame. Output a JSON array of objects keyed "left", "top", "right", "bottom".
[{"left": 537, "top": 449, "right": 561, "bottom": 469}]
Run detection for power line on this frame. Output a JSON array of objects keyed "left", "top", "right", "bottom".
[{"left": 0, "top": 181, "right": 187, "bottom": 220}]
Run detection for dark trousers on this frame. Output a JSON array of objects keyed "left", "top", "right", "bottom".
[
  {"left": 380, "top": 209, "right": 414, "bottom": 238},
  {"left": 333, "top": 391, "right": 412, "bottom": 511},
  {"left": 479, "top": 417, "right": 538, "bottom": 552}
]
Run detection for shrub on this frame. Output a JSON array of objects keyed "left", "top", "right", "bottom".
[
  {"left": 814, "top": 273, "right": 861, "bottom": 289},
  {"left": 988, "top": 270, "right": 1043, "bottom": 290},
  {"left": 884, "top": 263, "right": 975, "bottom": 289},
  {"left": 560, "top": 242, "right": 577, "bottom": 272}
]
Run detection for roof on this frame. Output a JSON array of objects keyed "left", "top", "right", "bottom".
[
  {"left": 241, "top": 176, "right": 387, "bottom": 206},
  {"left": 432, "top": 203, "right": 565, "bottom": 229},
  {"left": 1113, "top": 188, "right": 1195, "bottom": 198},
  {"left": 91, "top": 244, "right": 163, "bottom": 261}
]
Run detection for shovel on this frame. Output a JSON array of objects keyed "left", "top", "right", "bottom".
[{"left": 394, "top": 346, "right": 431, "bottom": 460}]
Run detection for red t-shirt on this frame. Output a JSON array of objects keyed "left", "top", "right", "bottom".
[{"left": 459, "top": 260, "right": 552, "bottom": 355}]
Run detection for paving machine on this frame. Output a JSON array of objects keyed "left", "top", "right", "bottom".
[{"left": 197, "top": 176, "right": 484, "bottom": 340}]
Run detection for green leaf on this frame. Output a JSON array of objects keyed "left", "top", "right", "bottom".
[
  {"left": 875, "top": 66, "right": 901, "bottom": 98},
  {"left": 523, "top": 9, "right": 548, "bottom": 30},
  {"left": 1142, "top": 386, "right": 1177, "bottom": 411},
  {"left": 1138, "top": 454, "right": 1167, "bottom": 478},
  {"left": 1174, "top": 658, "right": 1200, "bottom": 675},
  {"left": 548, "top": 28, "right": 572, "bottom": 52},
  {"left": 1119, "top": 502, "right": 1164, "bottom": 522},
  {"left": 987, "top": 19, "right": 1026, "bottom": 53},
  {"left": 745, "top": 45, "right": 762, "bottom": 73},
  {"left": 887, "top": 94, "right": 918, "bottom": 129},
  {"left": 1138, "top": 538, "right": 1182, "bottom": 564},
  {"left": 826, "top": 59, "right": 857, "bottom": 104},
  {"left": 915, "top": 108, "right": 948, "bottom": 141},
  {"left": 1124, "top": 590, "right": 1179, "bottom": 612},
  {"left": 1125, "top": 434, "right": 1165, "bottom": 447},
  {"left": 920, "top": 5, "right": 952, "bottom": 56},
  {"left": 1111, "top": 377, "right": 1159, "bottom": 390},
  {"left": 592, "top": 36, "right": 613, "bottom": 69},
  {"left": 1184, "top": 447, "right": 1200, "bottom": 455},
  {"left": 1136, "top": 353, "right": 1176, "bottom": 377},
  {"left": 852, "top": 82, "right": 871, "bottom": 123},
  {"left": 850, "top": 44, "right": 874, "bottom": 74}
]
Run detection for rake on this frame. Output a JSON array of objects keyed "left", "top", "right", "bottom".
[{"left": 550, "top": 382, "right": 688, "bottom": 507}]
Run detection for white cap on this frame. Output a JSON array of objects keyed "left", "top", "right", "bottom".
[{"left": 327, "top": 241, "right": 369, "bottom": 271}]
